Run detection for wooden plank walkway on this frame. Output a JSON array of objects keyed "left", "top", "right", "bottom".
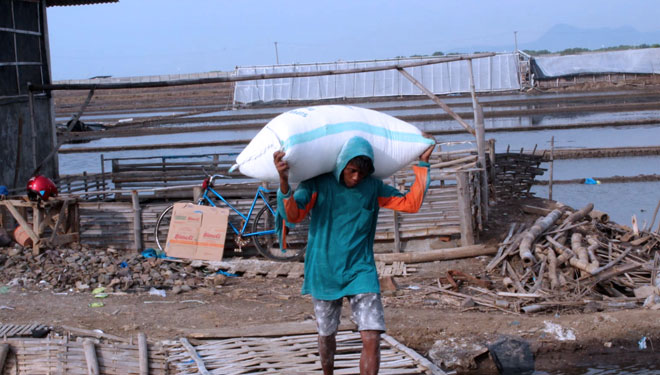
[
  {"left": 166, "top": 331, "right": 445, "bottom": 374},
  {"left": 192, "top": 258, "right": 411, "bottom": 279}
]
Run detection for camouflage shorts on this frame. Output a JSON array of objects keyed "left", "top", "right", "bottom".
[{"left": 312, "top": 293, "right": 385, "bottom": 336}]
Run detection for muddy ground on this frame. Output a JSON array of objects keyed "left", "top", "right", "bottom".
[{"left": 1, "top": 199, "right": 658, "bottom": 374}]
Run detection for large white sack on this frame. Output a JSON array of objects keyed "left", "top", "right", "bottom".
[{"left": 231, "top": 105, "right": 434, "bottom": 183}]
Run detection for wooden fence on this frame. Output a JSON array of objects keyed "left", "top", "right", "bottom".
[
  {"left": 51, "top": 143, "right": 488, "bottom": 252},
  {"left": 490, "top": 150, "right": 548, "bottom": 201}
]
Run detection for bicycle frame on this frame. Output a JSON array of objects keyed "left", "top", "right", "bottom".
[{"left": 199, "top": 178, "right": 276, "bottom": 239}]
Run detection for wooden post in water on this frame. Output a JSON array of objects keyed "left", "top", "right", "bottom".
[
  {"left": 456, "top": 171, "right": 475, "bottom": 246},
  {"left": 132, "top": 190, "right": 143, "bottom": 252},
  {"left": 112, "top": 159, "right": 121, "bottom": 199},
  {"left": 100, "top": 154, "right": 106, "bottom": 200},
  {"left": 549, "top": 136, "right": 554, "bottom": 200}
]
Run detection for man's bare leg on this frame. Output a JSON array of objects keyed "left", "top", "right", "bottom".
[
  {"left": 319, "top": 334, "right": 337, "bottom": 375},
  {"left": 360, "top": 330, "right": 381, "bottom": 375}
]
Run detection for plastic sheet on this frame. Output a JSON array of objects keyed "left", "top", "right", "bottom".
[
  {"left": 234, "top": 54, "right": 520, "bottom": 104},
  {"left": 531, "top": 48, "right": 660, "bottom": 79}
]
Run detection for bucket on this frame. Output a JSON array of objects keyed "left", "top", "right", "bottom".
[{"left": 13, "top": 225, "right": 33, "bottom": 247}]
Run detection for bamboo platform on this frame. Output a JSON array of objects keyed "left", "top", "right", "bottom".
[
  {"left": 165, "top": 331, "right": 445, "bottom": 375},
  {"left": 0, "top": 336, "right": 167, "bottom": 375}
]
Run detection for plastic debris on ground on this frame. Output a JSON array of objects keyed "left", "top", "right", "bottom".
[
  {"left": 542, "top": 321, "right": 576, "bottom": 341},
  {"left": 216, "top": 269, "right": 239, "bottom": 277},
  {"left": 638, "top": 336, "right": 647, "bottom": 350},
  {"left": 149, "top": 287, "right": 166, "bottom": 297}
]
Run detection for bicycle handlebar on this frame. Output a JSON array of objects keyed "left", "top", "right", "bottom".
[{"left": 208, "top": 174, "right": 227, "bottom": 186}]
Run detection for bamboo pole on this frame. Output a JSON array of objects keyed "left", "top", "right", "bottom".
[
  {"left": 131, "top": 190, "right": 143, "bottom": 252},
  {"left": 33, "top": 53, "right": 494, "bottom": 91},
  {"left": 519, "top": 209, "right": 564, "bottom": 266},
  {"left": 547, "top": 248, "right": 559, "bottom": 290},
  {"left": 571, "top": 233, "right": 590, "bottom": 265},
  {"left": 138, "top": 332, "right": 149, "bottom": 375},
  {"left": 83, "top": 339, "right": 100, "bottom": 375},
  {"left": 476, "top": 105, "right": 489, "bottom": 219},
  {"left": 381, "top": 334, "right": 448, "bottom": 375},
  {"left": 58, "top": 138, "right": 249, "bottom": 154},
  {"left": 467, "top": 59, "right": 489, "bottom": 218},
  {"left": 396, "top": 67, "right": 476, "bottom": 136},
  {"left": 456, "top": 171, "right": 475, "bottom": 246},
  {"left": 374, "top": 245, "right": 493, "bottom": 264},
  {"left": 180, "top": 337, "right": 210, "bottom": 375},
  {"left": 430, "top": 154, "right": 478, "bottom": 168}
]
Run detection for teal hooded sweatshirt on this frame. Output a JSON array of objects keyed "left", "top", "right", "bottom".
[{"left": 277, "top": 136, "right": 430, "bottom": 300}]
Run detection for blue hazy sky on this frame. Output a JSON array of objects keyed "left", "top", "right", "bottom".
[{"left": 47, "top": 0, "right": 660, "bottom": 80}]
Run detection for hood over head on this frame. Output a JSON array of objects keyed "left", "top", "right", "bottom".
[{"left": 333, "top": 136, "right": 374, "bottom": 182}]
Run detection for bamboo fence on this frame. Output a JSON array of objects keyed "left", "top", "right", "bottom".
[{"left": 48, "top": 144, "right": 489, "bottom": 251}]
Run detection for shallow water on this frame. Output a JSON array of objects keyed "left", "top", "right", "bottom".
[
  {"left": 57, "top": 103, "right": 660, "bottom": 227},
  {"left": 531, "top": 181, "right": 660, "bottom": 226},
  {"left": 536, "top": 363, "right": 660, "bottom": 375}
]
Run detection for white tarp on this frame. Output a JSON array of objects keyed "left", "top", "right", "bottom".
[
  {"left": 233, "top": 54, "right": 520, "bottom": 104},
  {"left": 531, "top": 48, "right": 660, "bottom": 79}
]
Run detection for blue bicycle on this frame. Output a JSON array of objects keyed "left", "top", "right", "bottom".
[{"left": 154, "top": 174, "right": 307, "bottom": 261}]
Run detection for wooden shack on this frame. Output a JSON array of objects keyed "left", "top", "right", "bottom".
[{"left": 0, "top": 0, "right": 118, "bottom": 200}]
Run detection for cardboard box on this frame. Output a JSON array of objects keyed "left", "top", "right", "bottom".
[{"left": 164, "top": 203, "right": 229, "bottom": 261}]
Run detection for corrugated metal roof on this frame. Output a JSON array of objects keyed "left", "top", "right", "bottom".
[{"left": 46, "top": 0, "right": 118, "bottom": 7}]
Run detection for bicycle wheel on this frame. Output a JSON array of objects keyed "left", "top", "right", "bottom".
[
  {"left": 154, "top": 200, "right": 194, "bottom": 252},
  {"left": 252, "top": 200, "right": 307, "bottom": 262}
]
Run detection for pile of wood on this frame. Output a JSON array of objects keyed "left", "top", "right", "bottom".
[
  {"left": 490, "top": 151, "right": 547, "bottom": 201},
  {"left": 433, "top": 203, "right": 660, "bottom": 314}
]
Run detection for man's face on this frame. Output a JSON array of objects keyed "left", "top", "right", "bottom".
[{"left": 342, "top": 161, "right": 367, "bottom": 188}]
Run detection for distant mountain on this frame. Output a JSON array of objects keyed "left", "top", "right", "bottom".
[
  {"left": 445, "top": 24, "right": 660, "bottom": 54},
  {"left": 523, "top": 24, "right": 660, "bottom": 51}
]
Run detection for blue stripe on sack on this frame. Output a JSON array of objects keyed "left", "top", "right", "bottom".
[{"left": 282, "top": 121, "right": 433, "bottom": 149}]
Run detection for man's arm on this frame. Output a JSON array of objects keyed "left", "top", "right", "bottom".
[
  {"left": 377, "top": 133, "right": 435, "bottom": 213},
  {"left": 273, "top": 151, "right": 317, "bottom": 223},
  {"left": 273, "top": 151, "right": 290, "bottom": 194}
]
